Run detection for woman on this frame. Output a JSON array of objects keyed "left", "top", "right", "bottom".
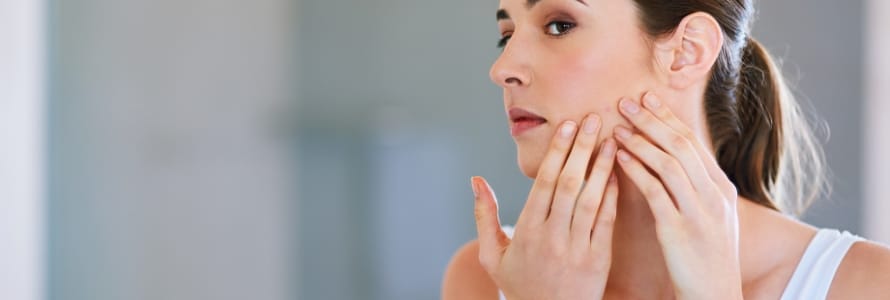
[{"left": 442, "top": 0, "right": 890, "bottom": 299}]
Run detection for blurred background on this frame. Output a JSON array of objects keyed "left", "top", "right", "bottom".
[{"left": 2, "top": 0, "right": 888, "bottom": 299}]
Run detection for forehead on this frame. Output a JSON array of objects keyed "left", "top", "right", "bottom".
[
  {"left": 497, "top": 0, "right": 588, "bottom": 20},
  {"left": 509, "top": 0, "right": 585, "bottom": 9}
]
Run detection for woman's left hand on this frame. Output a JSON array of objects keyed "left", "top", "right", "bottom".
[{"left": 613, "top": 92, "right": 744, "bottom": 300}]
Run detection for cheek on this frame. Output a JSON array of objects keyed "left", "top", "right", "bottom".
[
  {"left": 551, "top": 45, "right": 645, "bottom": 116},
  {"left": 552, "top": 32, "right": 654, "bottom": 113}
]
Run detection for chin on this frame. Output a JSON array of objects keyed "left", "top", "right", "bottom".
[
  {"left": 516, "top": 149, "right": 542, "bottom": 179},
  {"left": 518, "top": 163, "right": 538, "bottom": 179}
]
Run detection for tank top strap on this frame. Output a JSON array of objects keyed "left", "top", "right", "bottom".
[
  {"left": 498, "top": 226, "right": 862, "bottom": 300},
  {"left": 780, "top": 228, "right": 864, "bottom": 300}
]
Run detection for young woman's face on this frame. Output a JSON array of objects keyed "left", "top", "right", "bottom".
[{"left": 491, "top": 0, "right": 658, "bottom": 178}]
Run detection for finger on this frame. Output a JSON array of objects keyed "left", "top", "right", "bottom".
[
  {"left": 517, "top": 121, "right": 578, "bottom": 227},
  {"left": 472, "top": 176, "right": 509, "bottom": 273},
  {"left": 550, "top": 114, "right": 601, "bottom": 230},
  {"left": 571, "top": 138, "right": 617, "bottom": 243},
  {"left": 615, "top": 150, "right": 680, "bottom": 225},
  {"left": 613, "top": 126, "right": 699, "bottom": 214},
  {"left": 589, "top": 173, "right": 619, "bottom": 255},
  {"left": 618, "top": 97, "right": 721, "bottom": 201},
  {"left": 639, "top": 93, "right": 737, "bottom": 198}
]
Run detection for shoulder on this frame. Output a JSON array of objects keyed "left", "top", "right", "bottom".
[
  {"left": 441, "top": 239, "right": 499, "bottom": 300},
  {"left": 827, "top": 239, "right": 890, "bottom": 299}
]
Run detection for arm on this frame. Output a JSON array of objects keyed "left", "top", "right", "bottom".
[
  {"left": 827, "top": 240, "right": 890, "bottom": 299},
  {"left": 441, "top": 240, "right": 500, "bottom": 300}
]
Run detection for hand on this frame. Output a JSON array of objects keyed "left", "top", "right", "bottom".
[
  {"left": 473, "top": 114, "right": 619, "bottom": 300},
  {"left": 613, "top": 92, "right": 743, "bottom": 299}
]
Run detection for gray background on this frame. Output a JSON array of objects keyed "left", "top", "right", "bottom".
[
  {"left": 48, "top": 0, "right": 298, "bottom": 299},
  {"left": 46, "top": 0, "right": 865, "bottom": 299}
]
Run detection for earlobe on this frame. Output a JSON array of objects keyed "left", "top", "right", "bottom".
[{"left": 655, "top": 12, "right": 724, "bottom": 89}]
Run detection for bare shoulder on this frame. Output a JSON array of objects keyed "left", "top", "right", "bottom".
[
  {"left": 827, "top": 239, "right": 890, "bottom": 299},
  {"left": 441, "top": 239, "right": 499, "bottom": 300}
]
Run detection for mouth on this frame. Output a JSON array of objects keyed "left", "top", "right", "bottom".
[{"left": 508, "top": 107, "right": 548, "bottom": 137}]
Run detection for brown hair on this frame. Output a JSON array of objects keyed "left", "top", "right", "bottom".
[{"left": 632, "top": 0, "right": 826, "bottom": 216}]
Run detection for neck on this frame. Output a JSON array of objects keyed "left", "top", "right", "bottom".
[{"left": 603, "top": 170, "right": 676, "bottom": 299}]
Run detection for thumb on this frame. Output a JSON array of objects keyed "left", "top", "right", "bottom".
[{"left": 472, "top": 176, "right": 509, "bottom": 273}]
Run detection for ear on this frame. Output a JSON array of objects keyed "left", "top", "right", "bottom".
[{"left": 653, "top": 12, "right": 724, "bottom": 90}]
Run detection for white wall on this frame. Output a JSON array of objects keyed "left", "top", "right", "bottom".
[
  {"left": 48, "top": 0, "right": 299, "bottom": 299},
  {"left": 755, "top": 1, "right": 864, "bottom": 233},
  {"left": 0, "top": 0, "right": 45, "bottom": 299},
  {"left": 865, "top": 0, "right": 890, "bottom": 244}
]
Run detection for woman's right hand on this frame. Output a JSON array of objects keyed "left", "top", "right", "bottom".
[{"left": 472, "top": 114, "right": 619, "bottom": 300}]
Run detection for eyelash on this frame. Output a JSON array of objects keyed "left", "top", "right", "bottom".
[
  {"left": 497, "top": 20, "right": 577, "bottom": 49},
  {"left": 497, "top": 34, "right": 512, "bottom": 48},
  {"left": 545, "top": 20, "right": 576, "bottom": 36}
]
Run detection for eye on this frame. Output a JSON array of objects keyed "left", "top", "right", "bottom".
[
  {"left": 497, "top": 33, "right": 512, "bottom": 48},
  {"left": 545, "top": 21, "right": 575, "bottom": 36}
]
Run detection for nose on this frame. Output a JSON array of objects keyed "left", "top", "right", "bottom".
[{"left": 489, "top": 42, "right": 532, "bottom": 88}]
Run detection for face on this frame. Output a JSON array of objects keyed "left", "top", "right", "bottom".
[{"left": 491, "top": 0, "right": 659, "bottom": 178}]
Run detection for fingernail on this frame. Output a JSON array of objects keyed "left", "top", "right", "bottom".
[
  {"left": 560, "top": 121, "right": 577, "bottom": 138},
  {"left": 601, "top": 139, "right": 616, "bottom": 157},
  {"left": 617, "top": 150, "right": 632, "bottom": 162},
  {"left": 614, "top": 126, "right": 632, "bottom": 140},
  {"left": 644, "top": 93, "right": 661, "bottom": 109},
  {"left": 471, "top": 177, "right": 480, "bottom": 198},
  {"left": 583, "top": 114, "right": 600, "bottom": 134},
  {"left": 620, "top": 99, "right": 640, "bottom": 114}
]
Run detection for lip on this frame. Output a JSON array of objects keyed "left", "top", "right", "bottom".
[{"left": 508, "top": 107, "right": 547, "bottom": 137}]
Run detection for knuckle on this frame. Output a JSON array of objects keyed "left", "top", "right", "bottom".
[
  {"left": 653, "top": 158, "right": 671, "bottom": 173},
  {"left": 669, "top": 133, "right": 690, "bottom": 150},
  {"left": 558, "top": 174, "right": 584, "bottom": 191},
  {"left": 551, "top": 137, "right": 571, "bottom": 152},
  {"left": 474, "top": 207, "right": 484, "bottom": 220},
  {"left": 662, "top": 159, "right": 683, "bottom": 175},
  {"left": 597, "top": 213, "right": 616, "bottom": 228},
  {"left": 623, "top": 137, "right": 645, "bottom": 154},
  {"left": 654, "top": 108, "right": 671, "bottom": 119},
  {"left": 537, "top": 176, "right": 558, "bottom": 188},
  {"left": 639, "top": 111, "right": 657, "bottom": 124},
  {"left": 590, "top": 163, "right": 611, "bottom": 177},
  {"left": 575, "top": 134, "right": 596, "bottom": 148},
  {"left": 681, "top": 130, "right": 698, "bottom": 143},
  {"left": 577, "top": 199, "right": 598, "bottom": 214}
]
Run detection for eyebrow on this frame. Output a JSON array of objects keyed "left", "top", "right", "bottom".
[
  {"left": 496, "top": 0, "right": 587, "bottom": 20},
  {"left": 496, "top": 9, "right": 510, "bottom": 20}
]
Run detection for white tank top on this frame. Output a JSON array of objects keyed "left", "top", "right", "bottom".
[
  {"left": 779, "top": 229, "right": 863, "bottom": 299},
  {"left": 497, "top": 227, "right": 862, "bottom": 300}
]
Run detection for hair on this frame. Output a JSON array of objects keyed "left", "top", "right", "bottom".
[{"left": 632, "top": 0, "right": 827, "bottom": 216}]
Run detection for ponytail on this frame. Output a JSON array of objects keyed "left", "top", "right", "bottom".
[
  {"left": 717, "top": 37, "right": 827, "bottom": 216},
  {"left": 632, "top": 0, "right": 827, "bottom": 216}
]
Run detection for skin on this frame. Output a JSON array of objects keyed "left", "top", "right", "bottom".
[{"left": 441, "top": 0, "right": 890, "bottom": 299}]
